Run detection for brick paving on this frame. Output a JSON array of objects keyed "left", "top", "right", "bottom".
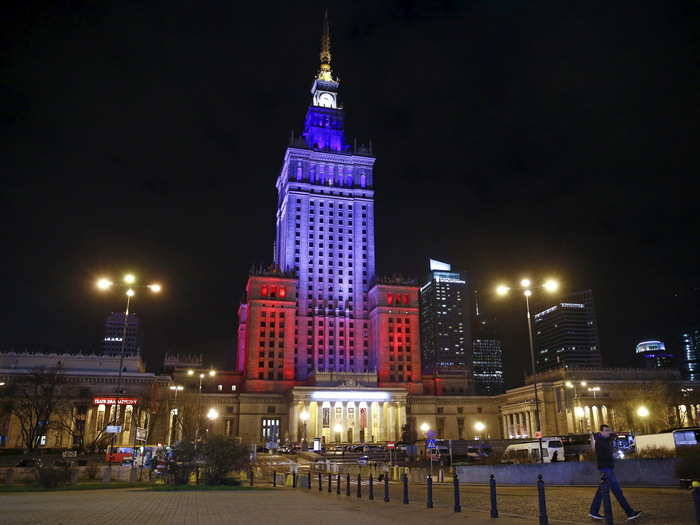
[{"left": 0, "top": 484, "right": 695, "bottom": 524}]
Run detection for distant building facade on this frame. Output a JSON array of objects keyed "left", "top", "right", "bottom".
[
  {"left": 681, "top": 329, "right": 700, "bottom": 381},
  {"left": 636, "top": 339, "right": 673, "bottom": 369},
  {"left": 419, "top": 259, "right": 470, "bottom": 373},
  {"left": 533, "top": 290, "right": 602, "bottom": 372},
  {"left": 102, "top": 312, "right": 141, "bottom": 356},
  {"left": 471, "top": 297, "right": 504, "bottom": 395}
]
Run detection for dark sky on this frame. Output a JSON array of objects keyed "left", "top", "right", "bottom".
[{"left": 2, "top": 1, "right": 698, "bottom": 388}]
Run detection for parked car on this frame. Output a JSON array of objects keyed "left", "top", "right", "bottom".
[{"left": 501, "top": 438, "right": 564, "bottom": 464}]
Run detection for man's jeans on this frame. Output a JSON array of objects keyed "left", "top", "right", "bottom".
[{"left": 590, "top": 468, "right": 634, "bottom": 516}]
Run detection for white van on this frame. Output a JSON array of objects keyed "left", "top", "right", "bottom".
[{"left": 501, "top": 438, "right": 565, "bottom": 464}]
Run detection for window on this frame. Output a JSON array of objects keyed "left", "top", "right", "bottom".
[{"left": 261, "top": 418, "right": 280, "bottom": 442}]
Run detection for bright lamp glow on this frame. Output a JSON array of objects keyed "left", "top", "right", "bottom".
[
  {"left": 420, "top": 423, "right": 430, "bottom": 433},
  {"left": 207, "top": 408, "right": 219, "bottom": 420},
  {"left": 311, "top": 391, "right": 390, "bottom": 401},
  {"left": 565, "top": 381, "right": 574, "bottom": 388},
  {"left": 299, "top": 410, "right": 310, "bottom": 421},
  {"left": 474, "top": 421, "right": 486, "bottom": 432},
  {"left": 333, "top": 423, "right": 343, "bottom": 433},
  {"left": 523, "top": 289, "right": 532, "bottom": 297},
  {"left": 580, "top": 381, "right": 587, "bottom": 387},
  {"left": 96, "top": 278, "right": 113, "bottom": 290},
  {"left": 187, "top": 370, "right": 194, "bottom": 376},
  {"left": 520, "top": 278, "right": 531, "bottom": 288},
  {"left": 209, "top": 369, "right": 216, "bottom": 377},
  {"left": 149, "top": 283, "right": 162, "bottom": 293},
  {"left": 543, "top": 279, "right": 559, "bottom": 292},
  {"left": 496, "top": 285, "right": 510, "bottom": 296},
  {"left": 637, "top": 406, "right": 649, "bottom": 418},
  {"left": 574, "top": 406, "right": 585, "bottom": 417},
  {"left": 126, "top": 289, "right": 135, "bottom": 297},
  {"left": 123, "top": 274, "right": 136, "bottom": 284}
]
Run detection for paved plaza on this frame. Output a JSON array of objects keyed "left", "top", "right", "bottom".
[{"left": 0, "top": 484, "right": 695, "bottom": 524}]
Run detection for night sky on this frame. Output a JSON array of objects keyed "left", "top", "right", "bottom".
[{"left": 2, "top": 1, "right": 698, "bottom": 388}]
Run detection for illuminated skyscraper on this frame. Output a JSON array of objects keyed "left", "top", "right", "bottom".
[
  {"left": 472, "top": 294, "right": 504, "bottom": 395},
  {"left": 102, "top": 312, "right": 141, "bottom": 356},
  {"left": 681, "top": 329, "right": 700, "bottom": 381},
  {"left": 635, "top": 340, "right": 673, "bottom": 369}
]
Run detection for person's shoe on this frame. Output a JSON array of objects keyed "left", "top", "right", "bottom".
[
  {"left": 627, "top": 510, "right": 642, "bottom": 520},
  {"left": 588, "top": 513, "right": 604, "bottom": 520}
]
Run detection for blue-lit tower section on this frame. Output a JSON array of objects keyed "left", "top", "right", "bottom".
[{"left": 274, "top": 18, "right": 376, "bottom": 380}]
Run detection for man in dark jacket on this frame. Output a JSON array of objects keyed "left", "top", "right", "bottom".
[{"left": 589, "top": 424, "right": 641, "bottom": 520}]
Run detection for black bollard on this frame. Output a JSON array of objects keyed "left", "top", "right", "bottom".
[
  {"left": 328, "top": 472, "right": 332, "bottom": 493},
  {"left": 369, "top": 474, "right": 374, "bottom": 500},
  {"left": 249, "top": 469, "right": 254, "bottom": 487},
  {"left": 453, "top": 473, "right": 461, "bottom": 513},
  {"left": 426, "top": 474, "right": 434, "bottom": 509},
  {"left": 402, "top": 473, "right": 409, "bottom": 504},
  {"left": 357, "top": 473, "right": 362, "bottom": 498},
  {"left": 337, "top": 473, "right": 341, "bottom": 495},
  {"left": 273, "top": 470, "right": 276, "bottom": 487},
  {"left": 384, "top": 475, "right": 390, "bottom": 503},
  {"left": 601, "top": 474, "right": 614, "bottom": 525},
  {"left": 292, "top": 472, "right": 297, "bottom": 488},
  {"left": 693, "top": 487, "right": 700, "bottom": 524},
  {"left": 346, "top": 473, "right": 351, "bottom": 496},
  {"left": 308, "top": 471, "right": 312, "bottom": 490},
  {"left": 537, "top": 474, "right": 549, "bottom": 525},
  {"left": 318, "top": 471, "right": 322, "bottom": 492},
  {"left": 490, "top": 474, "right": 499, "bottom": 518}
]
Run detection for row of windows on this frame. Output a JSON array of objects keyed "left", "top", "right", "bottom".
[{"left": 297, "top": 200, "right": 368, "bottom": 209}]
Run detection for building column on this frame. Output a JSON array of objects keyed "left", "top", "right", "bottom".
[{"left": 502, "top": 415, "right": 509, "bottom": 438}]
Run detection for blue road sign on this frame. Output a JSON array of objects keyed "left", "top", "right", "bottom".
[{"left": 426, "top": 438, "right": 437, "bottom": 449}]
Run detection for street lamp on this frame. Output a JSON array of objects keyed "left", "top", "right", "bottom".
[
  {"left": 588, "top": 386, "right": 601, "bottom": 398},
  {"left": 299, "top": 410, "right": 310, "bottom": 450},
  {"left": 637, "top": 406, "right": 650, "bottom": 433},
  {"left": 420, "top": 422, "right": 430, "bottom": 433},
  {"left": 207, "top": 408, "right": 219, "bottom": 421},
  {"left": 189, "top": 369, "right": 216, "bottom": 448},
  {"left": 95, "top": 272, "right": 161, "bottom": 476},
  {"left": 333, "top": 423, "right": 343, "bottom": 443},
  {"left": 474, "top": 421, "right": 486, "bottom": 439},
  {"left": 495, "top": 277, "right": 560, "bottom": 463}
]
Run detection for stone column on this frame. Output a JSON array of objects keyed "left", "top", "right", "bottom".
[{"left": 290, "top": 403, "right": 299, "bottom": 442}]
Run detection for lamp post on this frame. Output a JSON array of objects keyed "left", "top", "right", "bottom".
[
  {"left": 168, "top": 385, "right": 184, "bottom": 445},
  {"left": 474, "top": 421, "right": 486, "bottom": 440},
  {"left": 333, "top": 423, "right": 343, "bottom": 443},
  {"left": 96, "top": 274, "right": 161, "bottom": 477},
  {"left": 299, "top": 410, "right": 310, "bottom": 450},
  {"left": 189, "top": 369, "right": 216, "bottom": 449},
  {"left": 637, "top": 406, "right": 650, "bottom": 434},
  {"left": 565, "top": 380, "right": 592, "bottom": 432},
  {"left": 496, "top": 278, "right": 559, "bottom": 464},
  {"left": 206, "top": 408, "right": 219, "bottom": 440}
]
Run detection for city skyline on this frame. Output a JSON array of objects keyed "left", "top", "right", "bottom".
[{"left": 2, "top": 2, "right": 697, "bottom": 389}]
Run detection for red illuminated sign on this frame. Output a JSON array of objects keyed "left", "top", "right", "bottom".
[{"left": 93, "top": 397, "right": 139, "bottom": 406}]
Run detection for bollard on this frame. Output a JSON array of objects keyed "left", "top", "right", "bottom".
[
  {"left": 384, "top": 475, "right": 390, "bottom": 503},
  {"left": 402, "top": 473, "right": 409, "bottom": 504},
  {"left": 249, "top": 469, "right": 254, "bottom": 487},
  {"left": 273, "top": 470, "right": 276, "bottom": 487},
  {"left": 369, "top": 474, "right": 374, "bottom": 500},
  {"left": 693, "top": 487, "right": 700, "bottom": 524},
  {"left": 292, "top": 472, "right": 297, "bottom": 488},
  {"left": 489, "top": 474, "right": 499, "bottom": 518},
  {"left": 328, "top": 472, "right": 332, "bottom": 493},
  {"left": 453, "top": 473, "right": 461, "bottom": 513},
  {"left": 337, "top": 473, "right": 341, "bottom": 495},
  {"left": 318, "top": 471, "right": 322, "bottom": 492},
  {"left": 346, "top": 473, "right": 351, "bottom": 496},
  {"left": 601, "top": 474, "right": 614, "bottom": 525},
  {"left": 308, "top": 471, "right": 312, "bottom": 490},
  {"left": 357, "top": 473, "right": 362, "bottom": 498},
  {"left": 537, "top": 474, "right": 548, "bottom": 525},
  {"left": 426, "top": 474, "right": 434, "bottom": 509}
]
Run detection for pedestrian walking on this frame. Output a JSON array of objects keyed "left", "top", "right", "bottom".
[{"left": 589, "top": 424, "right": 642, "bottom": 520}]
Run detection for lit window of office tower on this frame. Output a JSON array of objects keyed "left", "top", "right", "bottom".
[
  {"left": 681, "top": 329, "right": 700, "bottom": 381},
  {"left": 102, "top": 312, "right": 141, "bottom": 356},
  {"left": 419, "top": 259, "right": 470, "bottom": 373},
  {"left": 532, "top": 289, "right": 602, "bottom": 371},
  {"left": 472, "top": 293, "right": 504, "bottom": 395}
]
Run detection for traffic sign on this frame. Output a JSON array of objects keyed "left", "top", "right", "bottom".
[
  {"left": 387, "top": 441, "right": 395, "bottom": 449},
  {"left": 535, "top": 431, "right": 542, "bottom": 438},
  {"left": 425, "top": 438, "right": 437, "bottom": 449}
]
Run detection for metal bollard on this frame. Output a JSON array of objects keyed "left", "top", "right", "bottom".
[
  {"left": 292, "top": 472, "right": 297, "bottom": 488},
  {"left": 693, "top": 487, "right": 700, "bottom": 524},
  {"left": 328, "top": 472, "right": 332, "bottom": 493},
  {"left": 537, "top": 474, "right": 549, "bottom": 525},
  {"left": 426, "top": 474, "right": 434, "bottom": 508},
  {"left": 337, "top": 473, "right": 341, "bottom": 495},
  {"left": 453, "top": 473, "right": 461, "bottom": 513},
  {"left": 490, "top": 474, "right": 499, "bottom": 518},
  {"left": 249, "top": 469, "right": 254, "bottom": 487},
  {"left": 346, "top": 473, "right": 351, "bottom": 496},
  {"left": 357, "top": 473, "right": 362, "bottom": 498},
  {"left": 273, "top": 470, "right": 276, "bottom": 487},
  {"left": 369, "top": 474, "right": 374, "bottom": 500},
  {"left": 384, "top": 475, "right": 390, "bottom": 503},
  {"left": 318, "top": 471, "right": 322, "bottom": 492},
  {"left": 601, "top": 474, "right": 614, "bottom": 525},
  {"left": 307, "top": 471, "right": 311, "bottom": 490},
  {"left": 402, "top": 473, "right": 409, "bottom": 504}
]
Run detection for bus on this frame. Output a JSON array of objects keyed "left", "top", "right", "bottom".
[
  {"left": 501, "top": 438, "right": 565, "bottom": 464},
  {"left": 635, "top": 428, "right": 700, "bottom": 454}
]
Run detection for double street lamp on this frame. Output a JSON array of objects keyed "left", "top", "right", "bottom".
[
  {"left": 188, "top": 368, "right": 216, "bottom": 447},
  {"left": 496, "top": 277, "right": 559, "bottom": 463}
]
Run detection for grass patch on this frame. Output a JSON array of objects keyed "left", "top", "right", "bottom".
[
  {"left": 0, "top": 482, "right": 157, "bottom": 493},
  {"left": 147, "top": 484, "right": 272, "bottom": 492}
]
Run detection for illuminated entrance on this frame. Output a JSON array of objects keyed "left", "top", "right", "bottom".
[{"left": 289, "top": 386, "right": 407, "bottom": 444}]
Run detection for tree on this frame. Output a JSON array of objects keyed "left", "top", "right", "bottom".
[{"left": 200, "top": 435, "right": 249, "bottom": 485}]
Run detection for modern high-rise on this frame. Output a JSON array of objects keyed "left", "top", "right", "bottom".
[
  {"left": 419, "top": 259, "right": 470, "bottom": 373},
  {"left": 636, "top": 340, "right": 673, "bottom": 369},
  {"left": 472, "top": 294, "right": 504, "bottom": 395},
  {"left": 681, "top": 329, "right": 700, "bottom": 381},
  {"left": 102, "top": 312, "right": 141, "bottom": 356},
  {"left": 532, "top": 290, "right": 602, "bottom": 371}
]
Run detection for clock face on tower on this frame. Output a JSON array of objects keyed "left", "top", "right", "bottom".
[{"left": 317, "top": 92, "right": 336, "bottom": 108}]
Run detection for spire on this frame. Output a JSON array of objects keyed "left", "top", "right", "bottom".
[{"left": 318, "top": 10, "right": 333, "bottom": 81}]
